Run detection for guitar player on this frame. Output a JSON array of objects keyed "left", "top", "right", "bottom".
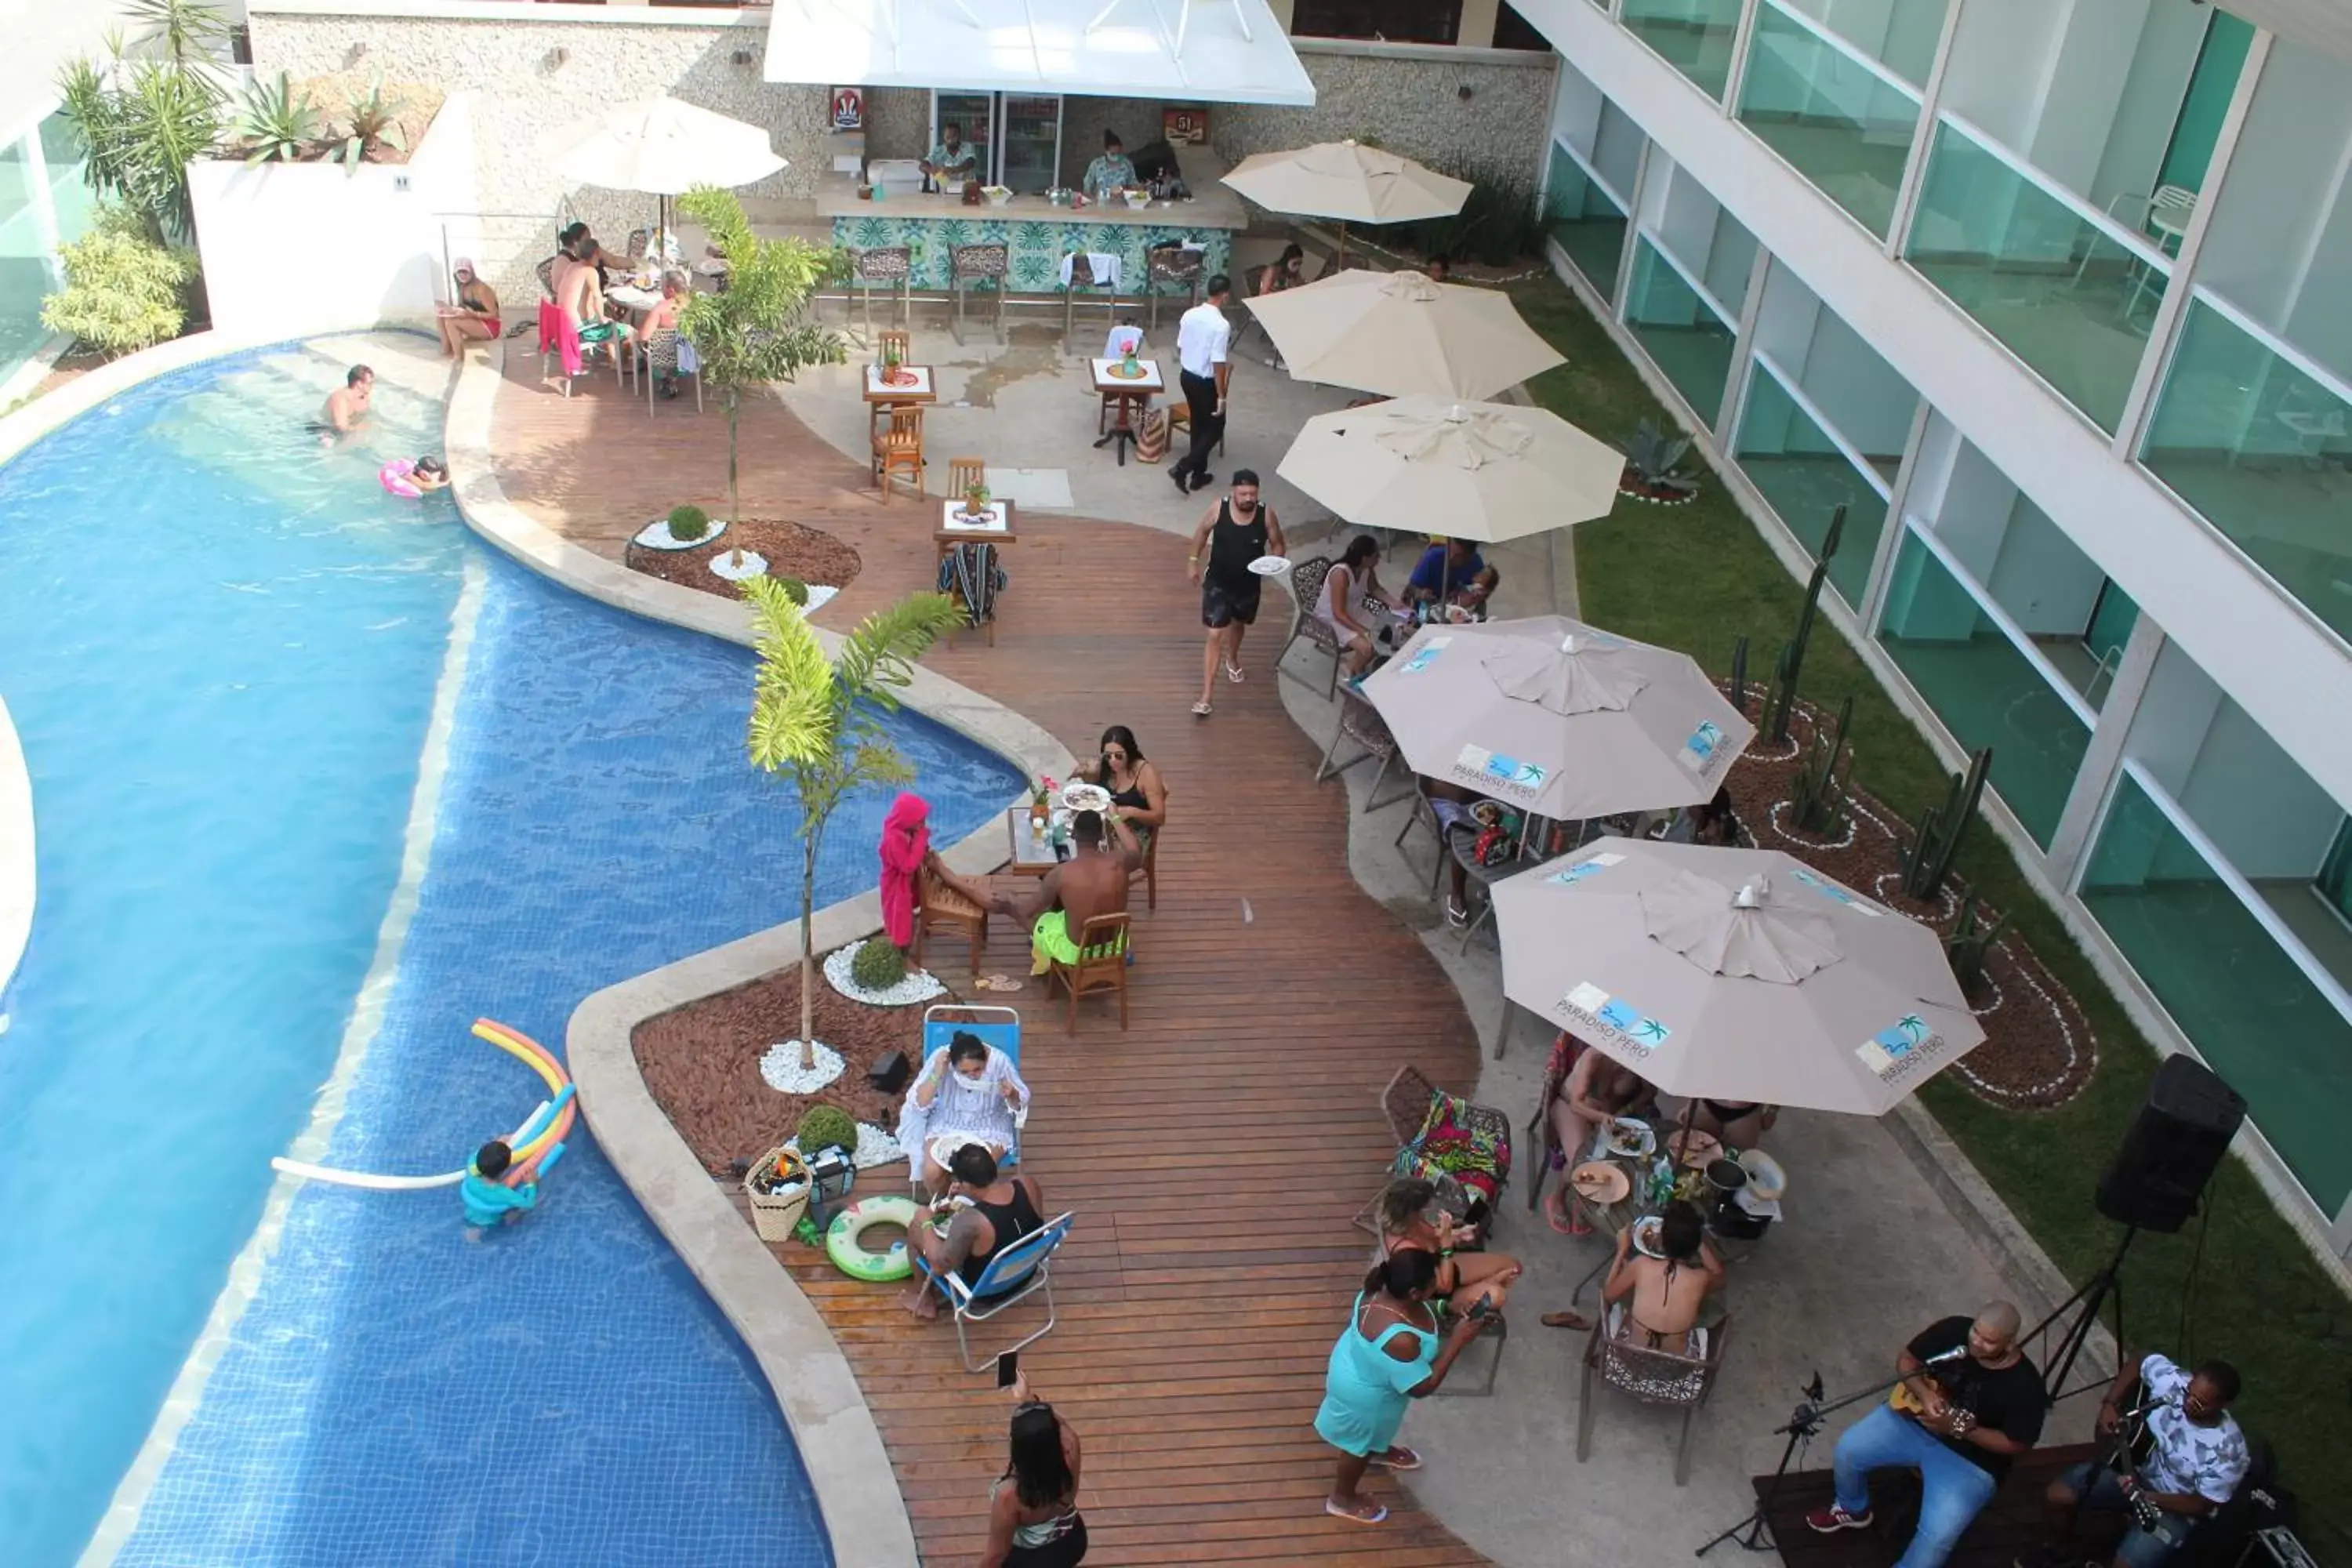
[
  {"left": 2020, "top": 1348, "right": 2249, "bottom": 1568},
  {"left": 1806, "top": 1303, "right": 2050, "bottom": 1567}
]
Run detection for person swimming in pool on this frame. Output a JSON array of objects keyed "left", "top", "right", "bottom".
[
  {"left": 461, "top": 1138, "right": 540, "bottom": 1231},
  {"left": 379, "top": 456, "right": 450, "bottom": 497},
  {"left": 312, "top": 364, "right": 373, "bottom": 442}
]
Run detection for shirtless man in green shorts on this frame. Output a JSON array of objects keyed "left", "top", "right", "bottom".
[{"left": 931, "top": 809, "right": 1138, "bottom": 975}]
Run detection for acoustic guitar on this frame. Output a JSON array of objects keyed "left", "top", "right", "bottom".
[{"left": 1888, "top": 1370, "right": 1977, "bottom": 1436}]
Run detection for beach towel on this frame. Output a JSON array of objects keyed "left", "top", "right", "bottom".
[
  {"left": 878, "top": 793, "right": 931, "bottom": 948},
  {"left": 937, "top": 542, "right": 1006, "bottom": 627},
  {"left": 1058, "top": 252, "right": 1123, "bottom": 289},
  {"left": 536, "top": 299, "right": 582, "bottom": 377}
]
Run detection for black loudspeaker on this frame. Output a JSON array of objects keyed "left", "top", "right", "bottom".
[
  {"left": 2094, "top": 1054, "right": 2245, "bottom": 1233},
  {"left": 867, "top": 1048, "right": 910, "bottom": 1095}
]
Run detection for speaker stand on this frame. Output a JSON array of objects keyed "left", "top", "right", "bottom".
[{"left": 2029, "top": 1225, "right": 2136, "bottom": 1403}]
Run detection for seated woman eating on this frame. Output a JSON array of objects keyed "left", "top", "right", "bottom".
[
  {"left": 1376, "top": 1177, "right": 1520, "bottom": 1316},
  {"left": 1600, "top": 1200, "right": 1722, "bottom": 1356},
  {"left": 898, "top": 1027, "right": 1031, "bottom": 1200},
  {"left": 1319, "top": 534, "right": 1396, "bottom": 688},
  {"left": 1073, "top": 724, "right": 1167, "bottom": 850}
]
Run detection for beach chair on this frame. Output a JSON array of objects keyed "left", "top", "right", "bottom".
[
  {"left": 911, "top": 1004, "right": 1025, "bottom": 1194},
  {"left": 913, "top": 1210, "right": 1076, "bottom": 1372}
]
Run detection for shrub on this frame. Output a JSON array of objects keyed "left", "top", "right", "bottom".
[
  {"left": 775, "top": 576, "right": 810, "bottom": 607},
  {"left": 794, "top": 1104, "right": 858, "bottom": 1160},
  {"left": 234, "top": 71, "right": 321, "bottom": 165},
  {"left": 41, "top": 209, "right": 197, "bottom": 356},
  {"left": 849, "top": 936, "right": 908, "bottom": 992},
  {"left": 666, "top": 504, "right": 710, "bottom": 543}
]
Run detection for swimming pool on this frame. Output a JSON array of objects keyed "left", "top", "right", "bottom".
[{"left": 0, "top": 336, "right": 1022, "bottom": 1565}]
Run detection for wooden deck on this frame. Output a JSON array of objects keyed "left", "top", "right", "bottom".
[{"left": 491, "top": 359, "right": 1498, "bottom": 1564}]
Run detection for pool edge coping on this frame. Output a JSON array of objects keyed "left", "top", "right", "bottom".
[{"left": 442, "top": 346, "right": 1073, "bottom": 1568}]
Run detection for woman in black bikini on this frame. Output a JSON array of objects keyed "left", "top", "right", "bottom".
[
  {"left": 1600, "top": 1200, "right": 1722, "bottom": 1355},
  {"left": 1074, "top": 725, "right": 1167, "bottom": 841},
  {"left": 1687, "top": 1098, "right": 1777, "bottom": 1149}
]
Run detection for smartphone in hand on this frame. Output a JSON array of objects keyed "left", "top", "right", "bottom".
[{"left": 996, "top": 1350, "right": 1020, "bottom": 1390}]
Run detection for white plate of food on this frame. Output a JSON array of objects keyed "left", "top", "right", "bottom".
[
  {"left": 1630, "top": 1214, "right": 1665, "bottom": 1258},
  {"left": 1603, "top": 1117, "right": 1656, "bottom": 1159},
  {"left": 1247, "top": 555, "right": 1291, "bottom": 576},
  {"left": 1060, "top": 782, "right": 1112, "bottom": 815},
  {"left": 927, "top": 1134, "right": 1004, "bottom": 1171}
]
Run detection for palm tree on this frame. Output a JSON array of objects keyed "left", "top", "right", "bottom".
[
  {"left": 675, "top": 187, "right": 845, "bottom": 530},
  {"left": 745, "top": 576, "right": 964, "bottom": 1063}
]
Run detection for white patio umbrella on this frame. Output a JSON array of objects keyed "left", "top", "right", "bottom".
[
  {"left": 1221, "top": 140, "right": 1471, "bottom": 263},
  {"left": 1359, "top": 616, "right": 1751, "bottom": 822},
  {"left": 1276, "top": 396, "right": 1622, "bottom": 544},
  {"left": 1242, "top": 268, "right": 1565, "bottom": 400},
  {"left": 536, "top": 96, "right": 786, "bottom": 238},
  {"left": 1492, "top": 838, "right": 1986, "bottom": 1117}
]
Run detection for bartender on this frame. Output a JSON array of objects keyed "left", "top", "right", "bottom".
[
  {"left": 922, "top": 121, "right": 979, "bottom": 190},
  {"left": 1082, "top": 130, "right": 1137, "bottom": 201}
]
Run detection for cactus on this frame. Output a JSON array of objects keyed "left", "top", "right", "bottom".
[
  {"left": 1620, "top": 419, "right": 1700, "bottom": 500},
  {"left": 1901, "top": 746, "right": 1993, "bottom": 902},
  {"left": 1766, "top": 505, "right": 1846, "bottom": 744},
  {"left": 1944, "top": 892, "right": 2012, "bottom": 999},
  {"left": 1728, "top": 634, "right": 1750, "bottom": 718},
  {"left": 1789, "top": 694, "right": 1853, "bottom": 835}
]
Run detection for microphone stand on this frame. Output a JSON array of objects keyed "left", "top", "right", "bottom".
[{"left": 1695, "top": 1352, "right": 1969, "bottom": 1556}]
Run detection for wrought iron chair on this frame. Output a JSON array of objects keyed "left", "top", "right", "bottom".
[
  {"left": 1316, "top": 687, "right": 1408, "bottom": 811},
  {"left": 637, "top": 328, "right": 702, "bottom": 415},
  {"left": 951, "top": 243, "right": 1009, "bottom": 344},
  {"left": 1576, "top": 1311, "right": 1733, "bottom": 1486},
  {"left": 1275, "top": 555, "right": 1344, "bottom": 696},
  {"left": 850, "top": 245, "right": 913, "bottom": 341}
]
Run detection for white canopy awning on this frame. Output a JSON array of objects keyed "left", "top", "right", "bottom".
[{"left": 763, "top": 0, "right": 1316, "bottom": 106}]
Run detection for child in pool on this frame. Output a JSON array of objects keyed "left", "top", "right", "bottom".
[
  {"left": 380, "top": 456, "right": 450, "bottom": 497},
  {"left": 461, "top": 1139, "right": 539, "bottom": 1230}
]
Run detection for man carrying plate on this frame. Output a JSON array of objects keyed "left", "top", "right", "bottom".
[{"left": 1185, "top": 469, "right": 1287, "bottom": 719}]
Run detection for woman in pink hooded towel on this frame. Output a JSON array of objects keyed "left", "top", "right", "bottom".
[{"left": 878, "top": 793, "right": 932, "bottom": 948}]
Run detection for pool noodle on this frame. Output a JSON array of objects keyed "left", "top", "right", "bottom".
[
  {"left": 271, "top": 1021, "right": 572, "bottom": 1192},
  {"left": 529, "top": 1142, "right": 567, "bottom": 1180}
]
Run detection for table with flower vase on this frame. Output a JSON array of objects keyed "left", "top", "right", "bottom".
[
  {"left": 936, "top": 499, "right": 1018, "bottom": 563},
  {"left": 1090, "top": 357, "right": 1163, "bottom": 465},
  {"left": 1005, "top": 805, "right": 1068, "bottom": 876}
]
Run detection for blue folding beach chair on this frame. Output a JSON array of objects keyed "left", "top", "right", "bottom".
[
  {"left": 913, "top": 1209, "right": 1076, "bottom": 1371},
  {"left": 913, "top": 1004, "right": 1025, "bottom": 1193}
]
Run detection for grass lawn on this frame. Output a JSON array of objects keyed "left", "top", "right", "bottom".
[{"left": 1510, "top": 275, "right": 2352, "bottom": 1552}]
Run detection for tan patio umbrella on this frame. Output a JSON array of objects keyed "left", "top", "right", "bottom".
[
  {"left": 1221, "top": 140, "right": 1472, "bottom": 264},
  {"left": 1276, "top": 396, "right": 1621, "bottom": 543},
  {"left": 1242, "top": 269, "right": 1564, "bottom": 400},
  {"left": 536, "top": 96, "right": 786, "bottom": 239},
  {"left": 1359, "top": 616, "right": 1751, "bottom": 822},
  {"left": 1490, "top": 839, "right": 1985, "bottom": 1116}
]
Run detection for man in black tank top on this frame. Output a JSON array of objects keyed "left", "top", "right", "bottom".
[
  {"left": 1184, "top": 469, "right": 1287, "bottom": 717},
  {"left": 906, "top": 1144, "right": 1048, "bottom": 1319}
]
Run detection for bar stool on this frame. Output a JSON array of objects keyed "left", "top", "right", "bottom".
[
  {"left": 1145, "top": 243, "right": 1204, "bottom": 336},
  {"left": 1061, "top": 252, "right": 1120, "bottom": 354},
  {"left": 951, "top": 243, "right": 1009, "bottom": 346},
  {"left": 850, "top": 245, "right": 912, "bottom": 343}
]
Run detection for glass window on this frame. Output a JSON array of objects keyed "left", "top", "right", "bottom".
[
  {"left": 2139, "top": 295, "right": 2352, "bottom": 648},
  {"left": 1733, "top": 359, "right": 1888, "bottom": 605},
  {"left": 2319, "top": 820, "right": 2352, "bottom": 927},
  {"left": 1736, "top": 1, "right": 1923, "bottom": 238},
  {"left": 2081, "top": 771, "right": 2352, "bottom": 1212},
  {"left": 1774, "top": 0, "right": 1949, "bottom": 85},
  {"left": 1545, "top": 146, "right": 1630, "bottom": 301},
  {"left": 1624, "top": 236, "right": 1737, "bottom": 425},
  {"left": 1876, "top": 528, "right": 2091, "bottom": 846},
  {"left": 0, "top": 131, "right": 32, "bottom": 231},
  {"left": 1905, "top": 116, "right": 2169, "bottom": 433},
  {"left": 1622, "top": 0, "right": 1746, "bottom": 101}
]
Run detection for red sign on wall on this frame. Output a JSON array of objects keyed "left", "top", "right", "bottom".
[
  {"left": 1162, "top": 106, "right": 1210, "bottom": 146},
  {"left": 831, "top": 87, "right": 865, "bottom": 132}
]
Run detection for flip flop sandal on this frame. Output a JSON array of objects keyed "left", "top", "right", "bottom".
[
  {"left": 1541, "top": 1311, "right": 1592, "bottom": 1330},
  {"left": 1324, "top": 1500, "right": 1389, "bottom": 1526},
  {"left": 1544, "top": 1194, "right": 1585, "bottom": 1236},
  {"left": 1369, "top": 1447, "right": 1422, "bottom": 1472},
  {"left": 1192, "top": 700, "right": 1214, "bottom": 717},
  {"left": 1224, "top": 660, "right": 1245, "bottom": 683}
]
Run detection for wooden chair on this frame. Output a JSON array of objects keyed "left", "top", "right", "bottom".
[
  {"left": 951, "top": 242, "right": 1009, "bottom": 345},
  {"left": 873, "top": 405, "right": 925, "bottom": 497},
  {"left": 1047, "top": 911, "right": 1130, "bottom": 1032},
  {"left": 877, "top": 326, "right": 912, "bottom": 366},
  {"left": 1576, "top": 1312, "right": 1732, "bottom": 1486},
  {"left": 1316, "top": 687, "right": 1407, "bottom": 810},
  {"left": 946, "top": 456, "right": 988, "bottom": 502},
  {"left": 1129, "top": 822, "right": 1159, "bottom": 911},
  {"left": 913, "top": 869, "right": 989, "bottom": 978}
]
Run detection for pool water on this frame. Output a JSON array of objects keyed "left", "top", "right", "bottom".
[{"left": 0, "top": 338, "right": 1022, "bottom": 1565}]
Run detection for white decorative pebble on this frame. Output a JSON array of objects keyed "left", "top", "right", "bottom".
[
  {"left": 782, "top": 1121, "right": 905, "bottom": 1171},
  {"left": 822, "top": 943, "right": 946, "bottom": 1007},
  {"left": 759, "top": 1040, "right": 845, "bottom": 1094}
]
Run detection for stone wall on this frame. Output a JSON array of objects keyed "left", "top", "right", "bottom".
[
  {"left": 1215, "top": 46, "right": 1556, "bottom": 194},
  {"left": 248, "top": 10, "right": 829, "bottom": 299}
]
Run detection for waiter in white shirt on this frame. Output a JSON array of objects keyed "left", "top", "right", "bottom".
[{"left": 1170, "top": 274, "right": 1233, "bottom": 495}]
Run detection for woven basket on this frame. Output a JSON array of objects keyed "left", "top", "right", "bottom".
[{"left": 745, "top": 1147, "right": 811, "bottom": 1243}]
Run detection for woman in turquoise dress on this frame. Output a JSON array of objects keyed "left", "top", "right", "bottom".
[{"left": 1316, "top": 1248, "right": 1488, "bottom": 1525}]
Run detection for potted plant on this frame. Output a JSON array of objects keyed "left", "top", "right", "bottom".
[
  {"left": 960, "top": 479, "right": 990, "bottom": 521},
  {"left": 1029, "top": 777, "right": 1053, "bottom": 827},
  {"left": 1619, "top": 419, "right": 1701, "bottom": 505}
]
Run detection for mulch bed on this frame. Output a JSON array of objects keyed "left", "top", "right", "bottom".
[
  {"left": 1722, "top": 684, "right": 2098, "bottom": 1110},
  {"left": 633, "top": 953, "right": 944, "bottom": 1177},
  {"left": 623, "top": 518, "right": 862, "bottom": 600}
]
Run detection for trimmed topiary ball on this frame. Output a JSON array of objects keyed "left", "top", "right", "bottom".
[
  {"left": 795, "top": 1103, "right": 857, "bottom": 1160},
  {"left": 776, "top": 575, "right": 810, "bottom": 607},
  {"left": 850, "top": 936, "right": 907, "bottom": 992},
  {"left": 667, "top": 504, "right": 710, "bottom": 542}
]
